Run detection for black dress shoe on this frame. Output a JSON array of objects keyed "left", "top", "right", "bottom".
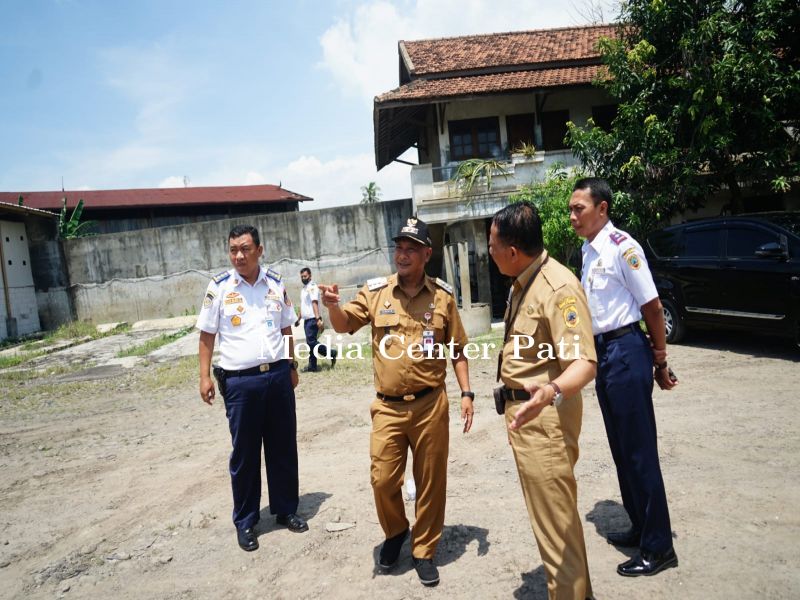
[
  {"left": 606, "top": 527, "right": 641, "bottom": 547},
  {"left": 617, "top": 547, "right": 678, "bottom": 577},
  {"left": 412, "top": 557, "right": 440, "bottom": 586},
  {"left": 236, "top": 527, "right": 258, "bottom": 551},
  {"left": 378, "top": 528, "right": 409, "bottom": 569},
  {"left": 276, "top": 513, "right": 309, "bottom": 532}
]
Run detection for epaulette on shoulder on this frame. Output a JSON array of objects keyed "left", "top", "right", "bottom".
[
  {"left": 212, "top": 270, "right": 231, "bottom": 284},
  {"left": 367, "top": 277, "right": 388, "bottom": 291},
  {"left": 266, "top": 267, "right": 282, "bottom": 282},
  {"left": 609, "top": 231, "right": 628, "bottom": 246},
  {"left": 435, "top": 277, "right": 454, "bottom": 295}
]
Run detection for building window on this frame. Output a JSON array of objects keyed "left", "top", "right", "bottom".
[
  {"left": 448, "top": 117, "right": 501, "bottom": 160},
  {"left": 540, "top": 109, "right": 570, "bottom": 150},
  {"left": 591, "top": 104, "right": 618, "bottom": 131},
  {"left": 506, "top": 113, "right": 535, "bottom": 151}
]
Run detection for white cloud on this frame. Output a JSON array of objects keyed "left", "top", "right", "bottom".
[
  {"left": 319, "top": 0, "right": 619, "bottom": 101},
  {"left": 158, "top": 176, "right": 185, "bottom": 188}
]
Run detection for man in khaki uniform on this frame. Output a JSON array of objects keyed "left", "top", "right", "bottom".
[
  {"left": 320, "top": 217, "right": 473, "bottom": 587},
  {"left": 488, "top": 201, "right": 597, "bottom": 600}
]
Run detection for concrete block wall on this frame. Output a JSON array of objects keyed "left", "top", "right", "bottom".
[{"left": 63, "top": 199, "right": 413, "bottom": 323}]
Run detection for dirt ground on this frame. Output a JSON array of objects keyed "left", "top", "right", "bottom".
[{"left": 1, "top": 328, "right": 799, "bottom": 599}]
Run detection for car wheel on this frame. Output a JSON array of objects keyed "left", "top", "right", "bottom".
[{"left": 662, "top": 298, "right": 685, "bottom": 344}]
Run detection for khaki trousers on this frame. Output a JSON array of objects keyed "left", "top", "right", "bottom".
[
  {"left": 369, "top": 386, "right": 449, "bottom": 559},
  {"left": 506, "top": 394, "right": 592, "bottom": 600}
]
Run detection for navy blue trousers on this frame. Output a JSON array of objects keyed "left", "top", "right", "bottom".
[
  {"left": 223, "top": 361, "right": 299, "bottom": 530},
  {"left": 595, "top": 329, "right": 673, "bottom": 553},
  {"left": 303, "top": 318, "right": 334, "bottom": 370}
]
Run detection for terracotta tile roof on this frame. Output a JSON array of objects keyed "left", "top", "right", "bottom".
[
  {"left": 401, "top": 24, "right": 616, "bottom": 77},
  {"left": 0, "top": 184, "right": 312, "bottom": 211},
  {"left": 377, "top": 64, "right": 604, "bottom": 105},
  {"left": 0, "top": 201, "right": 58, "bottom": 218}
]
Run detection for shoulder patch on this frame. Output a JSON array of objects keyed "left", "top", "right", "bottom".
[
  {"left": 609, "top": 231, "right": 628, "bottom": 245},
  {"left": 434, "top": 278, "right": 454, "bottom": 295},
  {"left": 367, "top": 277, "right": 388, "bottom": 291},
  {"left": 266, "top": 267, "right": 282, "bottom": 282},
  {"left": 212, "top": 271, "right": 231, "bottom": 284}
]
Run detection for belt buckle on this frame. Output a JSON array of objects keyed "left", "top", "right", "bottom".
[
  {"left": 259, "top": 363, "right": 270, "bottom": 373},
  {"left": 402, "top": 394, "right": 415, "bottom": 401}
]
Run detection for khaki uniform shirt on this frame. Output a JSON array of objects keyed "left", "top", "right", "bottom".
[
  {"left": 501, "top": 251, "right": 596, "bottom": 389},
  {"left": 343, "top": 274, "right": 468, "bottom": 396}
]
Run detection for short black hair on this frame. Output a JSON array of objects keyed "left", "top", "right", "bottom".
[
  {"left": 573, "top": 177, "right": 613, "bottom": 212},
  {"left": 491, "top": 200, "right": 544, "bottom": 256},
  {"left": 228, "top": 224, "right": 260, "bottom": 247},
  {"left": 300, "top": 267, "right": 311, "bottom": 275}
]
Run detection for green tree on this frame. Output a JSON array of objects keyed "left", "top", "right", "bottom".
[
  {"left": 58, "top": 198, "right": 97, "bottom": 239},
  {"left": 360, "top": 181, "right": 382, "bottom": 205},
  {"left": 567, "top": 0, "right": 800, "bottom": 227},
  {"left": 509, "top": 165, "right": 585, "bottom": 269}
]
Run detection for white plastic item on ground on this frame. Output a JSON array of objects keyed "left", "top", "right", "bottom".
[{"left": 405, "top": 478, "right": 416, "bottom": 501}]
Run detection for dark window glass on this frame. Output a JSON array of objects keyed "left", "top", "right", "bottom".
[
  {"left": 683, "top": 228, "right": 720, "bottom": 257},
  {"left": 540, "top": 109, "right": 570, "bottom": 150},
  {"left": 591, "top": 104, "right": 618, "bottom": 131},
  {"left": 448, "top": 117, "right": 501, "bottom": 160},
  {"left": 506, "top": 113, "right": 535, "bottom": 151},
  {"left": 647, "top": 229, "right": 683, "bottom": 258},
  {"left": 726, "top": 227, "right": 777, "bottom": 258}
]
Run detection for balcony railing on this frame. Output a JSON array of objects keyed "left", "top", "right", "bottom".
[{"left": 411, "top": 149, "right": 579, "bottom": 206}]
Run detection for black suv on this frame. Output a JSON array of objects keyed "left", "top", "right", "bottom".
[{"left": 644, "top": 212, "right": 800, "bottom": 346}]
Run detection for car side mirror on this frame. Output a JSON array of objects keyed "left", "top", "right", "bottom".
[{"left": 754, "top": 242, "right": 787, "bottom": 259}]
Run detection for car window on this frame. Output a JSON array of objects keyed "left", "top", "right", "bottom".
[
  {"left": 647, "top": 229, "right": 682, "bottom": 257},
  {"left": 683, "top": 228, "right": 720, "bottom": 257},
  {"left": 726, "top": 226, "right": 778, "bottom": 258}
]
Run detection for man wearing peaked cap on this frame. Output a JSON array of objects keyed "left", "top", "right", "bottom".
[{"left": 318, "top": 216, "right": 474, "bottom": 587}]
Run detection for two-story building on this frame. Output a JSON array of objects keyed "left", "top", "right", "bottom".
[{"left": 374, "top": 24, "right": 617, "bottom": 316}]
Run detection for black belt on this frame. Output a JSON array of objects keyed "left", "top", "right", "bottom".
[
  {"left": 502, "top": 387, "right": 531, "bottom": 401},
  {"left": 223, "top": 360, "right": 285, "bottom": 377},
  {"left": 377, "top": 387, "right": 434, "bottom": 402},
  {"left": 304, "top": 317, "right": 318, "bottom": 321},
  {"left": 596, "top": 322, "right": 641, "bottom": 343}
]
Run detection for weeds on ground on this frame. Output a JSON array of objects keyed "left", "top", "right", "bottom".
[{"left": 116, "top": 326, "right": 193, "bottom": 358}]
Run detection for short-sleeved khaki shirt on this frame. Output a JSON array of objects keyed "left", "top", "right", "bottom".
[
  {"left": 501, "top": 251, "right": 597, "bottom": 389},
  {"left": 343, "top": 274, "right": 468, "bottom": 396}
]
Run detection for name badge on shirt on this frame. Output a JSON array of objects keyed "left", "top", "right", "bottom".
[
  {"left": 422, "top": 330, "right": 434, "bottom": 351},
  {"left": 265, "top": 319, "right": 275, "bottom": 330}
]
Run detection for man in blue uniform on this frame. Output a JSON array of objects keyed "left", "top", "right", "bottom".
[
  {"left": 197, "top": 224, "right": 308, "bottom": 552},
  {"left": 569, "top": 178, "right": 679, "bottom": 577}
]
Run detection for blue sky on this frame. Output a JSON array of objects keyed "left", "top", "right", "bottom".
[{"left": 0, "top": 0, "right": 617, "bottom": 209}]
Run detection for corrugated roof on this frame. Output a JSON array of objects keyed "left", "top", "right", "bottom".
[
  {"left": 0, "top": 201, "right": 59, "bottom": 219},
  {"left": 401, "top": 24, "right": 616, "bottom": 77},
  {"left": 0, "top": 184, "right": 312, "bottom": 211}
]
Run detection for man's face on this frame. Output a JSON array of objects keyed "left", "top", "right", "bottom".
[
  {"left": 300, "top": 271, "right": 311, "bottom": 285},
  {"left": 488, "top": 224, "right": 515, "bottom": 276},
  {"left": 394, "top": 238, "right": 431, "bottom": 278},
  {"left": 228, "top": 234, "right": 263, "bottom": 278},
  {"left": 569, "top": 188, "right": 607, "bottom": 240}
]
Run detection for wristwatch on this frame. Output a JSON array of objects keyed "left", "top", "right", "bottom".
[
  {"left": 461, "top": 391, "right": 475, "bottom": 400},
  {"left": 289, "top": 359, "right": 299, "bottom": 370},
  {"left": 548, "top": 382, "right": 564, "bottom": 407}
]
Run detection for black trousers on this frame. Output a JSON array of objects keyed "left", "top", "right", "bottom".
[{"left": 223, "top": 361, "right": 299, "bottom": 530}]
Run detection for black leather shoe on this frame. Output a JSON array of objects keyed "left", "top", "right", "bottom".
[
  {"left": 276, "top": 513, "right": 309, "bottom": 532},
  {"left": 412, "top": 557, "right": 440, "bottom": 586},
  {"left": 617, "top": 547, "right": 678, "bottom": 577},
  {"left": 236, "top": 527, "right": 258, "bottom": 551},
  {"left": 378, "top": 528, "right": 409, "bottom": 569},
  {"left": 301, "top": 366, "right": 319, "bottom": 373},
  {"left": 606, "top": 527, "right": 641, "bottom": 548}
]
